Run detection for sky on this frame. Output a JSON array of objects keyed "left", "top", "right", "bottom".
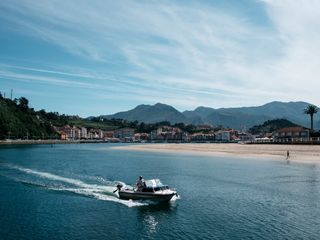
[{"left": 0, "top": 0, "right": 320, "bottom": 117}]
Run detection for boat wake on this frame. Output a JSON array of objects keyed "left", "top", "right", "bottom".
[{"left": 0, "top": 164, "right": 148, "bottom": 207}]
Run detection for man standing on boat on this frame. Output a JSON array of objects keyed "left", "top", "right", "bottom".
[{"left": 136, "top": 176, "right": 145, "bottom": 191}]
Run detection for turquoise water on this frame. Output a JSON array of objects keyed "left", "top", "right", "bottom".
[{"left": 0, "top": 144, "right": 320, "bottom": 239}]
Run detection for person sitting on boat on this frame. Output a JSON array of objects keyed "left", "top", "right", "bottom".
[{"left": 136, "top": 176, "right": 145, "bottom": 191}]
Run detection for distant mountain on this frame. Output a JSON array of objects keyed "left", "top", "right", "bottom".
[
  {"left": 103, "top": 103, "right": 189, "bottom": 124},
  {"left": 102, "top": 101, "right": 319, "bottom": 130},
  {"left": 248, "top": 119, "right": 300, "bottom": 135},
  {"left": 182, "top": 111, "right": 203, "bottom": 125},
  {"left": 183, "top": 101, "right": 316, "bottom": 129}
]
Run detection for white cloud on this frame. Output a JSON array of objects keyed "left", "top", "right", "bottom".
[
  {"left": 1, "top": 0, "right": 320, "bottom": 110},
  {"left": 260, "top": 0, "right": 320, "bottom": 103}
]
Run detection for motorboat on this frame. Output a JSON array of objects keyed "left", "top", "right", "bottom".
[{"left": 114, "top": 179, "right": 177, "bottom": 202}]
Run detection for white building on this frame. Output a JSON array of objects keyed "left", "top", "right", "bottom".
[
  {"left": 81, "top": 127, "right": 87, "bottom": 139},
  {"left": 215, "top": 130, "right": 231, "bottom": 142}
]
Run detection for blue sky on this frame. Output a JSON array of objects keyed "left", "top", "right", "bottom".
[{"left": 0, "top": 0, "right": 319, "bottom": 117}]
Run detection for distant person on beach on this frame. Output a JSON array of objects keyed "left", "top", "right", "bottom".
[{"left": 286, "top": 150, "right": 290, "bottom": 160}]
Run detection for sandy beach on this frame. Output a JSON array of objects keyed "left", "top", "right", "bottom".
[{"left": 113, "top": 143, "right": 320, "bottom": 163}]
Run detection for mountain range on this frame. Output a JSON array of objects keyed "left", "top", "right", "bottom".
[{"left": 102, "top": 101, "right": 320, "bottom": 130}]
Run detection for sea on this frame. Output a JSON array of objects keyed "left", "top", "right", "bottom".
[{"left": 0, "top": 143, "right": 319, "bottom": 240}]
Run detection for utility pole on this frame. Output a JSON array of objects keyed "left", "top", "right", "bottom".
[{"left": 10, "top": 89, "right": 13, "bottom": 100}]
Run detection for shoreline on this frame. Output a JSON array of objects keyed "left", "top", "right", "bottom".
[
  {"left": 0, "top": 139, "right": 107, "bottom": 145},
  {"left": 112, "top": 143, "right": 320, "bottom": 164},
  {"left": 2, "top": 140, "right": 320, "bottom": 164}
]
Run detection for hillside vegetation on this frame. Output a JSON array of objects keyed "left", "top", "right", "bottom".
[
  {"left": 0, "top": 95, "right": 124, "bottom": 139},
  {"left": 0, "top": 95, "right": 201, "bottom": 139},
  {"left": 248, "top": 119, "right": 299, "bottom": 135},
  {"left": 0, "top": 96, "right": 58, "bottom": 139}
]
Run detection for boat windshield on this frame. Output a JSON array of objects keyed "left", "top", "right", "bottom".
[
  {"left": 139, "top": 179, "right": 170, "bottom": 192},
  {"left": 144, "top": 179, "right": 164, "bottom": 188}
]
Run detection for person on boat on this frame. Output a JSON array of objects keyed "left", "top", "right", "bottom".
[{"left": 136, "top": 176, "right": 145, "bottom": 191}]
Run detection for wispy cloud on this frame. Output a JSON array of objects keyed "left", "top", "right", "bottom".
[
  {"left": 0, "top": 0, "right": 319, "bottom": 113},
  {"left": 258, "top": 0, "right": 320, "bottom": 103}
]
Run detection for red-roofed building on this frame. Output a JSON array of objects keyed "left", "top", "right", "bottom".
[
  {"left": 59, "top": 131, "right": 67, "bottom": 140},
  {"left": 273, "top": 127, "right": 309, "bottom": 141}
]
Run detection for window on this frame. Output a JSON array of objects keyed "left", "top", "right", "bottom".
[{"left": 142, "top": 188, "right": 154, "bottom": 192}]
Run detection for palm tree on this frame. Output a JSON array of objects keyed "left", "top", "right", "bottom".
[{"left": 304, "top": 105, "right": 318, "bottom": 131}]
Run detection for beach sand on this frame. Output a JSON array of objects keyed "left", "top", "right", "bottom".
[{"left": 112, "top": 143, "right": 320, "bottom": 163}]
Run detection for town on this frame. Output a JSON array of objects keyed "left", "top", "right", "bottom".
[
  {"left": 1, "top": 95, "right": 320, "bottom": 145},
  {"left": 54, "top": 124, "right": 319, "bottom": 144}
]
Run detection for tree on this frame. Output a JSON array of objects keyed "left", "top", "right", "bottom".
[
  {"left": 304, "top": 105, "right": 318, "bottom": 131},
  {"left": 18, "top": 97, "right": 29, "bottom": 111}
]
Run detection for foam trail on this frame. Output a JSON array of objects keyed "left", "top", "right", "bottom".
[
  {"left": 52, "top": 187, "right": 146, "bottom": 207},
  {"left": 170, "top": 194, "right": 181, "bottom": 202},
  {"left": 4, "top": 164, "right": 147, "bottom": 207},
  {"left": 10, "top": 165, "right": 102, "bottom": 188}
]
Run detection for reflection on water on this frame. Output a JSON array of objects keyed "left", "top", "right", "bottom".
[
  {"left": 144, "top": 215, "right": 158, "bottom": 234},
  {"left": 137, "top": 201, "right": 178, "bottom": 237}
]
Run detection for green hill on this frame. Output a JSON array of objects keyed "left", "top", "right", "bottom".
[
  {"left": 0, "top": 96, "right": 58, "bottom": 139},
  {"left": 103, "top": 103, "right": 189, "bottom": 124},
  {"left": 0, "top": 95, "right": 124, "bottom": 139},
  {"left": 0, "top": 95, "right": 156, "bottom": 139},
  {"left": 248, "top": 119, "right": 300, "bottom": 135}
]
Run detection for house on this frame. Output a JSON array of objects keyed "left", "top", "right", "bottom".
[
  {"left": 98, "top": 129, "right": 104, "bottom": 139},
  {"left": 113, "top": 128, "right": 135, "bottom": 139},
  {"left": 81, "top": 127, "right": 87, "bottom": 139},
  {"left": 88, "top": 129, "right": 104, "bottom": 139},
  {"left": 150, "top": 130, "right": 158, "bottom": 140},
  {"left": 104, "top": 131, "right": 114, "bottom": 139},
  {"left": 238, "top": 132, "right": 255, "bottom": 142},
  {"left": 59, "top": 131, "right": 67, "bottom": 140},
  {"left": 59, "top": 125, "right": 78, "bottom": 139},
  {"left": 215, "top": 130, "right": 231, "bottom": 142},
  {"left": 134, "top": 133, "right": 149, "bottom": 141},
  {"left": 152, "top": 126, "right": 184, "bottom": 141},
  {"left": 74, "top": 127, "right": 81, "bottom": 139},
  {"left": 190, "top": 132, "right": 215, "bottom": 142},
  {"left": 273, "top": 127, "right": 310, "bottom": 141}
]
